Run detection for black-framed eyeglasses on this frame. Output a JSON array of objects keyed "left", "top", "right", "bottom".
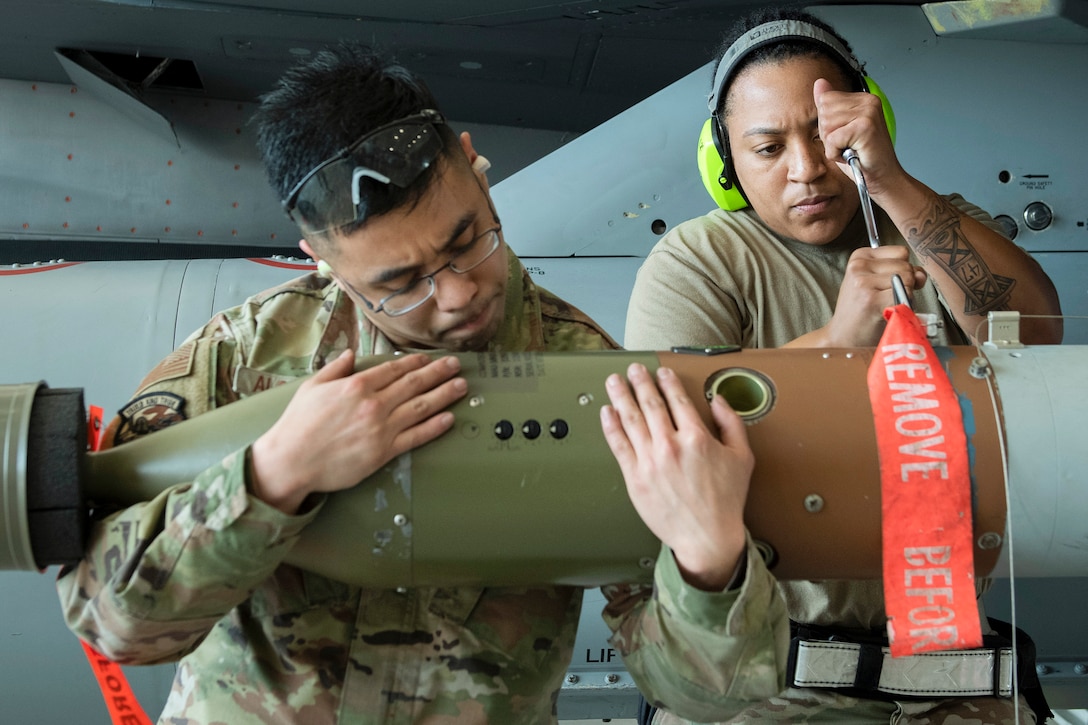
[
  {"left": 282, "top": 109, "right": 446, "bottom": 234},
  {"left": 334, "top": 226, "right": 503, "bottom": 317}
]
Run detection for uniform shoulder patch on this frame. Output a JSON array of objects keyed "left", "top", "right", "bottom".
[
  {"left": 135, "top": 341, "right": 196, "bottom": 390},
  {"left": 113, "top": 392, "right": 187, "bottom": 445}
]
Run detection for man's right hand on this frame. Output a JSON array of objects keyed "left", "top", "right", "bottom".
[{"left": 250, "top": 350, "right": 467, "bottom": 514}]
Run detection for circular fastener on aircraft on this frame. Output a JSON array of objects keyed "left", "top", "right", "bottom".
[
  {"left": 494, "top": 420, "right": 514, "bottom": 440},
  {"left": 1023, "top": 201, "right": 1053, "bottom": 231},
  {"left": 968, "top": 357, "right": 992, "bottom": 379},
  {"left": 994, "top": 214, "right": 1019, "bottom": 240}
]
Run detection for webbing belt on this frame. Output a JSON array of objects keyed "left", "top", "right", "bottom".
[{"left": 788, "top": 638, "right": 1013, "bottom": 698}]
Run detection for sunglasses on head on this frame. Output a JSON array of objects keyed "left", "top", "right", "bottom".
[{"left": 282, "top": 109, "right": 447, "bottom": 234}]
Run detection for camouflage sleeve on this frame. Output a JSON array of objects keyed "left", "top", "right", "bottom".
[
  {"left": 56, "top": 446, "right": 324, "bottom": 665},
  {"left": 601, "top": 533, "right": 789, "bottom": 721},
  {"left": 536, "top": 284, "right": 622, "bottom": 351},
  {"left": 55, "top": 299, "right": 327, "bottom": 665}
]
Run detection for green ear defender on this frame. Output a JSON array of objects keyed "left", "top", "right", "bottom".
[
  {"left": 697, "top": 117, "right": 743, "bottom": 212},
  {"left": 865, "top": 76, "right": 897, "bottom": 145},
  {"left": 697, "top": 19, "right": 898, "bottom": 211}
]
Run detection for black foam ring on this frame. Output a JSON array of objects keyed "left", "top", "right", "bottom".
[{"left": 25, "top": 387, "right": 88, "bottom": 567}]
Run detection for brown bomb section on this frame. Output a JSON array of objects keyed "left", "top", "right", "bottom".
[{"left": 658, "top": 347, "right": 1006, "bottom": 580}]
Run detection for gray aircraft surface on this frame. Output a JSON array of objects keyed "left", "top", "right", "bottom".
[{"left": 1, "top": 1, "right": 1087, "bottom": 723}]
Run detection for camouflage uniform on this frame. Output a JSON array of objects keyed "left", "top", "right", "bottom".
[
  {"left": 604, "top": 534, "right": 791, "bottom": 724},
  {"left": 57, "top": 250, "right": 788, "bottom": 724},
  {"left": 608, "top": 555, "right": 1032, "bottom": 725}
]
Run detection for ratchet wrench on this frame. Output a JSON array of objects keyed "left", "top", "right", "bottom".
[{"left": 842, "top": 148, "right": 912, "bottom": 309}]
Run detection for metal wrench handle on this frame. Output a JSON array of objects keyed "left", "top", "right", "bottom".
[
  {"left": 843, "top": 148, "right": 880, "bottom": 249},
  {"left": 842, "top": 148, "right": 911, "bottom": 308}
]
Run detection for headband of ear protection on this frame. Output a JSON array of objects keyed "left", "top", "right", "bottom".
[{"left": 697, "top": 18, "right": 897, "bottom": 211}]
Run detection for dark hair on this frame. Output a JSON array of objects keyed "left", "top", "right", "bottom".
[
  {"left": 252, "top": 42, "right": 460, "bottom": 237},
  {"left": 712, "top": 7, "right": 864, "bottom": 119}
]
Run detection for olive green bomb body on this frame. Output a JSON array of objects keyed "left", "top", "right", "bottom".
[{"left": 84, "top": 351, "right": 664, "bottom": 587}]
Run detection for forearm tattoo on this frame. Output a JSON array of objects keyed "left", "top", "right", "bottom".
[{"left": 907, "top": 196, "right": 1014, "bottom": 315}]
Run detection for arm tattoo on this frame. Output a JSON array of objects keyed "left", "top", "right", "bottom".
[{"left": 907, "top": 196, "right": 1014, "bottom": 315}]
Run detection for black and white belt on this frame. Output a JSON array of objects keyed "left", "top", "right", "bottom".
[{"left": 787, "top": 638, "right": 1014, "bottom": 698}]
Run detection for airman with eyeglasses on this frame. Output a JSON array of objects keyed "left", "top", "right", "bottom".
[{"left": 58, "top": 40, "right": 762, "bottom": 725}]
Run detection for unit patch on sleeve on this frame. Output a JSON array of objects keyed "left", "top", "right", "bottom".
[
  {"left": 135, "top": 341, "right": 197, "bottom": 390},
  {"left": 113, "top": 392, "right": 188, "bottom": 444}
]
